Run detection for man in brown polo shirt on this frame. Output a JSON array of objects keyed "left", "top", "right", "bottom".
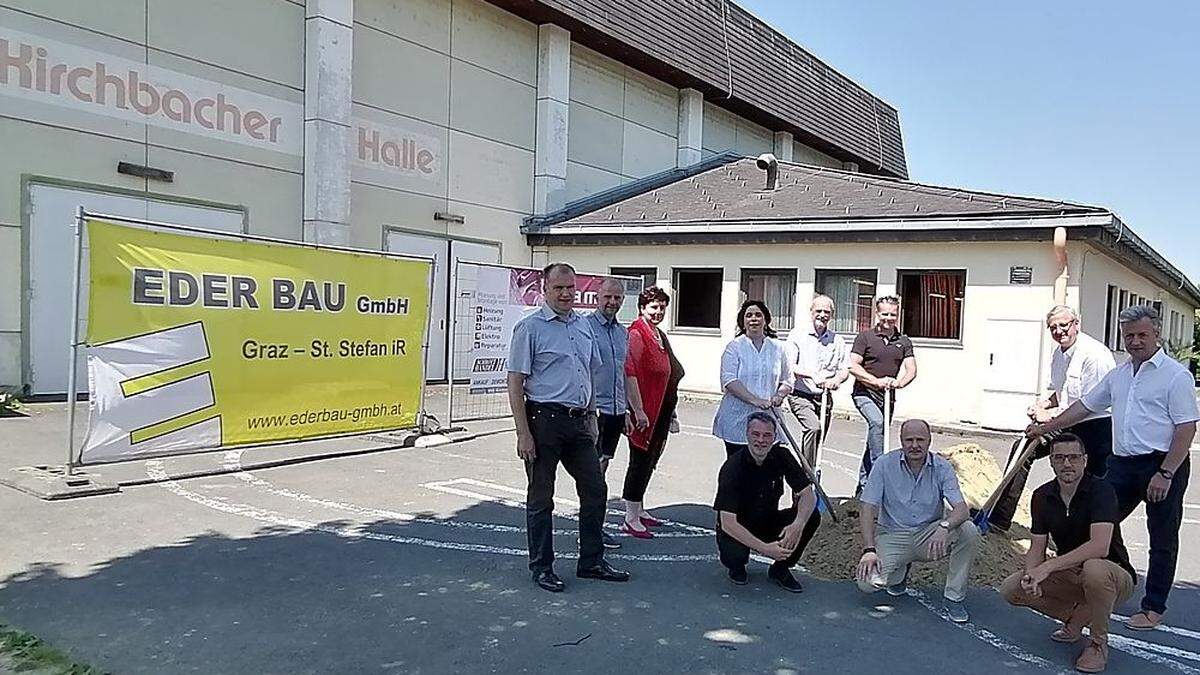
[{"left": 848, "top": 295, "right": 917, "bottom": 493}]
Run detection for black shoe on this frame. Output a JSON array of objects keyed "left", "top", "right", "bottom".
[
  {"left": 576, "top": 561, "right": 631, "bottom": 582},
  {"left": 602, "top": 531, "right": 621, "bottom": 549},
  {"left": 728, "top": 565, "right": 749, "bottom": 585},
  {"left": 532, "top": 570, "right": 565, "bottom": 593},
  {"left": 768, "top": 564, "right": 803, "bottom": 593}
]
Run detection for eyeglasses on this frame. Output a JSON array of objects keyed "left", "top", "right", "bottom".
[
  {"left": 1048, "top": 321, "right": 1077, "bottom": 331},
  {"left": 1049, "top": 453, "right": 1085, "bottom": 463}
]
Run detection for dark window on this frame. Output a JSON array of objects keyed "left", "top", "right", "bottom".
[
  {"left": 673, "top": 268, "right": 723, "bottom": 329},
  {"left": 610, "top": 267, "right": 656, "bottom": 293},
  {"left": 897, "top": 270, "right": 966, "bottom": 340},
  {"left": 1104, "top": 285, "right": 1118, "bottom": 349},
  {"left": 814, "top": 269, "right": 877, "bottom": 334},
  {"left": 741, "top": 269, "right": 796, "bottom": 333}
]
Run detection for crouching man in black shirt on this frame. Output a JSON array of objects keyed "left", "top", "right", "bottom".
[
  {"left": 714, "top": 411, "right": 822, "bottom": 592},
  {"left": 1000, "top": 433, "right": 1135, "bottom": 674}
]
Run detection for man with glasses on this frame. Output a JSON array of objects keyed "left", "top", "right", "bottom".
[
  {"left": 1000, "top": 434, "right": 1135, "bottom": 673},
  {"left": 990, "top": 306, "right": 1116, "bottom": 531},
  {"left": 1028, "top": 305, "right": 1198, "bottom": 631},
  {"left": 784, "top": 294, "right": 850, "bottom": 467}
]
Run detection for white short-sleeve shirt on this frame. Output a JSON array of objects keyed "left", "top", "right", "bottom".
[
  {"left": 1048, "top": 332, "right": 1116, "bottom": 422},
  {"left": 712, "top": 335, "right": 791, "bottom": 444},
  {"left": 1081, "top": 348, "right": 1200, "bottom": 457}
]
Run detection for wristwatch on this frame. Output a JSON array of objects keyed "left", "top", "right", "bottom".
[
  {"left": 1158, "top": 468, "right": 1175, "bottom": 480},
  {"left": 938, "top": 520, "right": 951, "bottom": 530}
]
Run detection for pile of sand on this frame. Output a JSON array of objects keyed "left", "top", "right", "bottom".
[{"left": 804, "top": 443, "right": 1033, "bottom": 589}]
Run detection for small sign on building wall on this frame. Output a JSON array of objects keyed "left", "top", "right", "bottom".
[{"left": 1009, "top": 266, "right": 1033, "bottom": 285}]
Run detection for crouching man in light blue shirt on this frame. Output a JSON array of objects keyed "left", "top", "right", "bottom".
[{"left": 855, "top": 418, "right": 981, "bottom": 623}]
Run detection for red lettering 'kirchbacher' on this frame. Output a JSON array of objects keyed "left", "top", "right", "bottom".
[{"left": 0, "top": 38, "right": 284, "bottom": 143}]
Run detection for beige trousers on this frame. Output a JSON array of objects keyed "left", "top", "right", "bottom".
[
  {"left": 1000, "top": 558, "right": 1134, "bottom": 644},
  {"left": 857, "top": 520, "right": 981, "bottom": 602}
]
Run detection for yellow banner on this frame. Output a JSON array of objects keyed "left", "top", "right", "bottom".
[{"left": 81, "top": 219, "right": 430, "bottom": 464}]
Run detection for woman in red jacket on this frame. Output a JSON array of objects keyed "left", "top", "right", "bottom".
[{"left": 621, "top": 286, "right": 685, "bottom": 538}]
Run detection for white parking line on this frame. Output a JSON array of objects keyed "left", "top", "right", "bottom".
[
  {"left": 1113, "top": 615, "right": 1200, "bottom": 642},
  {"left": 911, "top": 590, "right": 1070, "bottom": 673},
  {"left": 147, "top": 460, "right": 718, "bottom": 563}
]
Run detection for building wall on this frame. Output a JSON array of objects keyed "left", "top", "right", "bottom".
[
  {"left": 0, "top": 0, "right": 306, "bottom": 389},
  {"left": 551, "top": 239, "right": 1071, "bottom": 426},
  {"left": 350, "top": 0, "right": 535, "bottom": 261},
  {"left": 1074, "top": 242, "right": 1197, "bottom": 357},
  {"left": 564, "top": 45, "right": 679, "bottom": 203}
]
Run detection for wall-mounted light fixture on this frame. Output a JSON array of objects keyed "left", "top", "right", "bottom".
[
  {"left": 117, "top": 161, "right": 174, "bottom": 183},
  {"left": 434, "top": 211, "right": 465, "bottom": 224}
]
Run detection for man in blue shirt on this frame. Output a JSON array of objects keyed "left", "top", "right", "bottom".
[
  {"left": 855, "top": 419, "right": 980, "bottom": 622},
  {"left": 587, "top": 278, "right": 632, "bottom": 550},
  {"left": 507, "top": 263, "right": 631, "bottom": 592}
]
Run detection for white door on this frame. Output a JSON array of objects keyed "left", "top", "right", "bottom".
[
  {"left": 980, "top": 318, "right": 1044, "bottom": 430},
  {"left": 27, "top": 185, "right": 244, "bottom": 396},
  {"left": 385, "top": 231, "right": 449, "bottom": 381},
  {"left": 449, "top": 240, "right": 501, "bottom": 380}
]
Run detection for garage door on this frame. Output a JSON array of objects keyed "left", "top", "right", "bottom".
[{"left": 27, "top": 184, "right": 244, "bottom": 396}]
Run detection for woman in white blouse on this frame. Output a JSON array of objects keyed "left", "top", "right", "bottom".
[{"left": 712, "top": 300, "right": 794, "bottom": 456}]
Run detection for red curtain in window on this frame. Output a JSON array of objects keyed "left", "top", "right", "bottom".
[{"left": 914, "top": 273, "right": 963, "bottom": 339}]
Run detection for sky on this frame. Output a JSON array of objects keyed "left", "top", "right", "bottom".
[{"left": 739, "top": 0, "right": 1200, "bottom": 284}]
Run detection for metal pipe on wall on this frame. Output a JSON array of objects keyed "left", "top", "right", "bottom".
[{"left": 1052, "top": 226, "right": 1068, "bottom": 306}]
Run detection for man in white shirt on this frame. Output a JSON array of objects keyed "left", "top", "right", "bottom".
[
  {"left": 990, "top": 306, "right": 1117, "bottom": 531},
  {"left": 784, "top": 294, "right": 850, "bottom": 467},
  {"left": 1028, "top": 305, "right": 1199, "bottom": 630},
  {"left": 1030, "top": 305, "right": 1117, "bottom": 475}
]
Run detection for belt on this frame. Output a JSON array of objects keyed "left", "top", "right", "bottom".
[{"left": 528, "top": 401, "right": 592, "bottom": 418}]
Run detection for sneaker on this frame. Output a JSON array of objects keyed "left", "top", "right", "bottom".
[
  {"left": 768, "top": 564, "right": 803, "bottom": 593},
  {"left": 728, "top": 565, "right": 749, "bottom": 585},
  {"left": 886, "top": 563, "right": 911, "bottom": 596},
  {"left": 601, "top": 531, "right": 621, "bottom": 549},
  {"left": 944, "top": 600, "right": 969, "bottom": 623}
]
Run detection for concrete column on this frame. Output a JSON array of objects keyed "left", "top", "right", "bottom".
[
  {"left": 773, "top": 131, "right": 793, "bottom": 162},
  {"left": 303, "top": 0, "right": 353, "bottom": 245},
  {"left": 677, "top": 88, "right": 703, "bottom": 167},
  {"left": 534, "top": 24, "right": 570, "bottom": 215}
]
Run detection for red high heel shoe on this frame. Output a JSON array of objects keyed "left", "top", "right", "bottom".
[
  {"left": 640, "top": 514, "right": 664, "bottom": 528},
  {"left": 620, "top": 522, "right": 653, "bottom": 539}
]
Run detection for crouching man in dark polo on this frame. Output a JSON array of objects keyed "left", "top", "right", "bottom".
[
  {"left": 1000, "top": 433, "right": 1135, "bottom": 673},
  {"left": 507, "top": 262, "right": 631, "bottom": 593},
  {"left": 714, "top": 411, "right": 821, "bottom": 592}
]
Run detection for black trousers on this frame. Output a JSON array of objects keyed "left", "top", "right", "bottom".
[
  {"left": 525, "top": 404, "right": 608, "bottom": 573},
  {"left": 1108, "top": 454, "right": 1190, "bottom": 614},
  {"left": 716, "top": 507, "right": 822, "bottom": 571},
  {"left": 595, "top": 412, "right": 625, "bottom": 460},
  {"left": 622, "top": 442, "right": 664, "bottom": 502},
  {"left": 989, "top": 416, "right": 1113, "bottom": 531}
]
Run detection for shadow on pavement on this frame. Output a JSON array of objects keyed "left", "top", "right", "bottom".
[{"left": 1, "top": 498, "right": 1197, "bottom": 674}]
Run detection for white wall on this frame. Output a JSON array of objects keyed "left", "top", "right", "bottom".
[
  {"left": 350, "top": 0, "right": 535, "bottom": 262},
  {"left": 0, "top": 0, "right": 306, "bottom": 389},
  {"left": 564, "top": 45, "right": 679, "bottom": 203},
  {"left": 1074, "top": 241, "right": 1197, "bottom": 356}
]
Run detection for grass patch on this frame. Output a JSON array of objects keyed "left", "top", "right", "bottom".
[{"left": 0, "top": 624, "right": 103, "bottom": 674}]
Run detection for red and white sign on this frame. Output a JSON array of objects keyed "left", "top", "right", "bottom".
[{"left": 0, "top": 27, "right": 303, "bottom": 154}]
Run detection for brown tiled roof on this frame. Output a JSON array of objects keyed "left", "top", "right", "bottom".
[
  {"left": 485, "top": 0, "right": 908, "bottom": 177},
  {"left": 529, "top": 157, "right": 1103, "bottom": 229}
]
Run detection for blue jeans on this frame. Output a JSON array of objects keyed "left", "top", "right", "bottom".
[
  {"left": 853, "top": 394, "right": 885, "bottom": 491},
  {"left": 1108, "top": 454, "right": 1190, "bottom": 614}
]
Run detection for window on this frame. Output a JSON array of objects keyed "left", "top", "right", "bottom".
[
  {"left": 673, "top": 268, "right": 723, "bottom": 329},
  {"left": 610, "top": 267, "right": 656, "bottom": 293},
  {"left": 897, "top": 270, "right": 966, "bottom": 340},
  {"left": 741, "top": 269, "right": 797, "bottom": 333},
  {"left": 814, "top": 269, "right": 877, "bottom": 334},
  {"left": 1104, "top": 285, "right": 1118, "bottom": 349}
]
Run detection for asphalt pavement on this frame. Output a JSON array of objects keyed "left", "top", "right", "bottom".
[{"left": 2, "top": 399, "right": 1200, "bottom": 674}]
